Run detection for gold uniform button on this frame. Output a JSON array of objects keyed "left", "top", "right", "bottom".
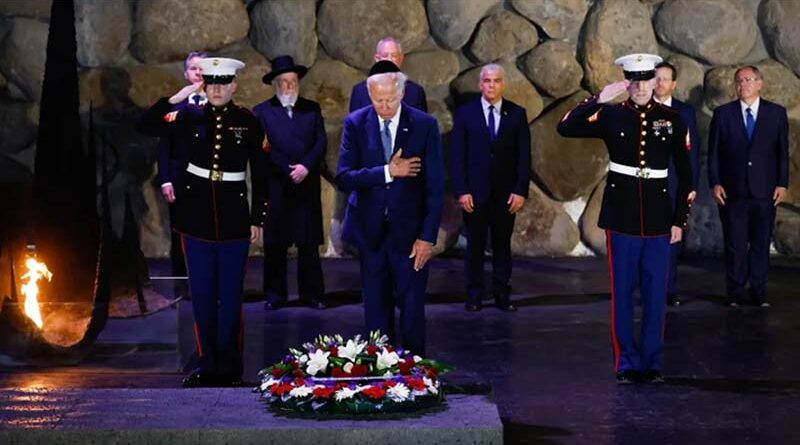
[
  {"left": 640, "top": 160, "right": 646, "bottom": 166},
  {"left": 216, "top": 124, "right": 222, "bottom": 129},
  {"left": 640, "top": 140, "right": 646, "bottom": 146},
  {"left": 213, "top": 154, "right": 219, "bottom": 159},
  {"left": 213, "top": 164, "right": 219, "bottom": 169},
  {"left": 216, "top": 134, "right": 222, "bottom": 140},
  {"left": 620, "top": 132, "right": 625, "bottom": 137},
  {"left": 216, "top": 116, "right": 222, "bottom": 122},
  {"left": 643, "top": 120, "right": 648, "bottom": 126},
  {"left": 215, "top": 144, "right": 221, "bottom": 149},
  {"left": 640, "top": 113, "right": 646, "bottom": 118},
  {"left": 640, "top": 150, "right": 645, "bottom": 156},
  {"left": 641, "top": 131, "right": 647, "bottom": 136}
]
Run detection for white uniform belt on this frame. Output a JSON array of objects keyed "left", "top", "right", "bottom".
[
  {"left": 186, "top": 163, "right": 246, "bottom": 182},
  {"left": 609, "top": 161, "right": 668, "bottom": 179}
]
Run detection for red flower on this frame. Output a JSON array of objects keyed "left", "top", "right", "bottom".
[
  {"left": 398, "top": 358, "right": 415, "bottom": 375},
  {"left": 404, "top": 377, "right": 425, "bottom": 391},
  {"left": 292, "top": 368, "right": 305, "bottom": 378},
  {"left": 382, "top": 380, "right": 398, "bottom": 389},
  {"left": 331, "top": 367, "right": 345, "bottom": 378},
  {"left": 350, "top": 364, "right": 369, "bottom": 377},
  {"left": 272, "top": 383, "right": 293, "bottom": 396},
  {"left": 335, "top": 382, "right": 349, "bottom": 390},
  {"left": 271, "top": 367, "right": 285, "bottom": 378},
  {"left": 366, "top": 345, "right": 378, "bottom": 356},
  {"left": 290, "top": 361, "right": 299, "bottom": 369},
  {"left": 312, "top": 386, "right": 336, "bottom": 400},
  {"left": 294, "top": 377, "right": 305, "bottom": 386},
  {"left": 330, "top": 346, "right": 339, "bottom": 357},
  {"left": 361, "top": 385, "right": 386, "bottom": 400}
]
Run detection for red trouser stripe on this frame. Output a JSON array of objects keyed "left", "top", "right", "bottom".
[
  {"left": 606, "top": 230, "right": 621, "bottom": 371},
  {"left": 193, "top": 323, "right": 203, "bottom": 357}
]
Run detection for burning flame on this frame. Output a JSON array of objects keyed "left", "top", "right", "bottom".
[{"left": 20, "top": 257, "right": 52, "bottom": 329}]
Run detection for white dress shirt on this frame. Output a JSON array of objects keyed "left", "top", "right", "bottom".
[
  {"left": 481, "top": 96, "right": 502, "bottom": 134},
  {"left": 740, "top": 96, "right": 760, "bottom": 125},
  {"left": 654, "top": 95, "right": 673, "bottom": 107},
  {"left": 381, "top": 104, "right": 402, "bottom": 183}
]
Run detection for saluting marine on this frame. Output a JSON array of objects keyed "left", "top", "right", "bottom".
[
  {"left": 557, "top": 54, "right": 693, "bottom": 384},
  {"left": 137, "top": 57, "right": 267, "bottom": 388}
]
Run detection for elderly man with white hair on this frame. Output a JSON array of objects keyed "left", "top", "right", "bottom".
[{"left": 336, "top": 60, "right": 444, "bottom": 356}]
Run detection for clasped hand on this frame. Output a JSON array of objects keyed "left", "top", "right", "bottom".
[{"left": 389, "top": 148, "right": 422, "bottom": 178}]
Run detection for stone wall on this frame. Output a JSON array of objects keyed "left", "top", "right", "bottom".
[{"left": 1, "top": 0, "right": 798, "bottom": 258}]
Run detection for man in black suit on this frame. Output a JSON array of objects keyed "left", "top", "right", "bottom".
[
  {"left": 450, "top": 64, "right": 531, "bottom": 312},
  {"left": 348, "top": 37, "right": 427, "bottom": 112},
  {"left": 157, "top": 51, "right": 207, "bottom": 299},
  {"left": 653, "top": 61, "right": 700, "bottom": 306},
  {"left": 254, "top": 56, "right": 327, "bottom": 310},
  {"left": 708, "top": 65, "right": 789, "bottom": 307}
]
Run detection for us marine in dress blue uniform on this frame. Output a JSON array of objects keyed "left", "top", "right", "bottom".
[
  {"left": 137, "top": 58, "right": 267, "bottom": 387},
  {"left": 557, "top": 54, "right": 692, "bottom": 384}
]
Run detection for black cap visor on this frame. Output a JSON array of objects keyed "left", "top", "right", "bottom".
[
  {"left": 624, "top": 70, "right": 655, "bottom": 81},
  {"left": 203, "top": 74, "right": 235, "bottom": 85}
]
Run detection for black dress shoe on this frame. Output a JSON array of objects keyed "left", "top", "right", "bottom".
[
  {"left": 643, "top": 369, "right": 665, "bottom": 383},
  {"left": 465, "top": 302, "right": 481, "bottom": 312},
  {"left": 667, "top": 294, "right": 681, "bottom": 306},
  {"left": 615, "top": 370, "right": 642, "bottom": 384},
  {"left": 264, "top": 301, "right": 283, "bottom": 310},
  {"left": 182, "top": 373, "right": 216, "bottom": 388},
  {"left": 303, "top": 299, "right": 327, "bottom": 309},
  {"left": 496, "top": 300, "right": 517, "bottom": 312}
]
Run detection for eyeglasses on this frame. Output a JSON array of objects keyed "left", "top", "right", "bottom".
[{"left": 734, "top": 77, "right": 759, "bottom": 85}]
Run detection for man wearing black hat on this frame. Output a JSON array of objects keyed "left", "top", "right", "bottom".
[
  {"left": 349, "top": 37, "right": 427, "bottom": 113},
  {"left": 137, "top": 57, "right": 267, "bottom": 387},
  {"left": 336, "top": 61, "right": 444, "bottom": 356},
  {"left": 254, "top": 55, "right": 326, "bottom": 310},
  {"left": 558, "top": 54, "right": 693, "bottom": 384}
]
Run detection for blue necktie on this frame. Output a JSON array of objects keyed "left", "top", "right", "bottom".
[
  {"left": 745, "top": 107, "right": 755, "bottom": 141},
  {"left": 285, "top": 105, "right": 293, "bottom": 119},
  {"left": 381, "top": 119, "right": 392, "bottom": 162},
  {"left": 488, "top": 105, "right": 496, "bottom": 141}
]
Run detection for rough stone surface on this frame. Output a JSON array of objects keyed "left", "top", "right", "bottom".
[
  {"left": 759, "top": 0, "right": 800, "bottom": 77},
  {"left": 0, "top": 0, "right": 51, "bottom": 18},
  {"left": 579, "top": 178, "right": 607, "bottom": 255},
  {"left": 215, "top": 42, "right": 273, "bottom": 110},
  {"left": 774, "top": 206, "right": 800, "bottom": 256},
  {"left": 0, "top": 100, "right": 38, "bottom": 155},
  {"left": 665, "top": 54, "right": 705, "bottom": 107},
  {"left": 322, "top": 124, "right": 342, "bottom": 181},
  {"left": 427, "top": 0, "right": 499, "bottom": 50},
  {"left": 684, "top": 112, "right": 724, "bottom": 256},
  {"left": 79, "top": 64, "right": 185, "bottom": 118},
  {"left": 403, "top": 50, "right": 460, "bottom": 92},
  {"left": 451, "top": 62, "right": 543, "bottom": 123},
  {"left": 655, "top": 0, "right": 757, "bottom": 65},
  {"left": 300, "top": 59, "right": 364, "bottom": 124},
  {"left": 427, "top": 100, "right": 453, "bottom": 135},
  {"left": 783, "top": 118, "right": 800, "bottom": 207},
  {"left": 75, "top": 0, "right": 131, "bottom": 67},
  {"left": 580, "top": 0, "right": 658, "bottom": 92},
  {"left": 531, "top": 91, "right": 608, "bottom": 201},
  {"left": 317, "top": 0, "right": 429, "bottom": 70},
  {"left": 704, "top": 59, "right": 800, "bottom": 112},
  {"left": 511, "top": 181, "right": 580, "bottom": 256},
  {"left": 249, "top": 0, "right": 317, "bottom": 68},
  {"left": 132, "top": 0, "right": 250, "bottom": 63},
  {"left": 0, "top": 18, "right": 48, "bottom": 101},
  {"left": 469, "top": 10, "right": 539, "bottom": 63},
  {"left": 520, "top": 40, "right": 583, "bottom": 99},
  {"left": 510, "top": 0, "right": 589, "bottom": 42},
  {"left": 432, "top": 193, "right": 462, "bottom": 256}
]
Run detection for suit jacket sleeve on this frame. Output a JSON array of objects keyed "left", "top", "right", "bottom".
[
  {"left": 514, "top": 109, "right": 531, "bottom": 197},
  {"left": 335, "top": 115, "right": 388, "bottom": 192},
  {"left": 136, "top": 97, "right": 174, "bottom": 137},
  {"left": 707, "top": 109, "right": 722, "bottom": 188},
  {"left": 682, "top": 105, "right": 701, "bottom": 191},
  {"left": 348, "top": 84, "right": 362, "bottom": 113},
  {"left": 301, "top": 104, "right": 327, "bottom": 171},
  {"left": 156, "top": 133, "right": 172, "bottom": 186},
  {"left": 556, "top": 96, "right": 605, "bottom": 139},
  {"left": 449, "top": 108, "right": 468, "bottom": 197},
  {"left": 777, "top": 106, "right": 790, "bottom": 188},
  {"left": 421, "top": 118, "right": 445, "bottom": 244},
  {"left": 672, "top": 120, "right": 692, "bottom": 228},
  {"left": 417, "top": 85, "right": 428, "bottom": 113}
]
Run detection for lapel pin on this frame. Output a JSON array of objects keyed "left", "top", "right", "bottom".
[{"left": 402, "top": 127, "right": 408, "bottom": 132}]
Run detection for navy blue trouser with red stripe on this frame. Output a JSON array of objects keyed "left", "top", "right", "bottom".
[
  {"left": 606, "top": 231, "right": 670, "bottom": 372},
  {"left": 183, "top": 235, "right": 249, "bottom": 379}
]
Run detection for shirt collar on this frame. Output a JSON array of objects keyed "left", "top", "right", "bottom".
[
  {"left": 378, "top": 104, "right": 402, "bottom": 127},
  {"left": 740, "top": 97, "right": 760, "bottom": 115},
  {"left": 654, "top": 95, "right": 672, "bottom": 107},
  {"left": 481, "top": 96, "right": 502, "bottom": 113}
]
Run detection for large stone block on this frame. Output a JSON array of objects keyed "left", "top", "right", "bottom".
[
  {"left": 580, "top": 0, "right": 658, "bottom": 92},
  {"left": 132, "top": 0, "right": 249, "bottom": 63},
  {"left": 403, "top": 50, "right": 460, "bottom": 93},
  {"left": 432, "top": 193, "right": 462, "bottom": 256},
  {"left": 317, "top": 0, "right": 428, "bottom": 70},
  {"left": 579, "top": 177, "right": 607, "bottom": 255},
  {"left": 665, "top": 54, "right": 705, "bottom": 108},
  {"left": 215, "top": 42, "right": 273, "bottom": 110},
  {"left": 451, "top": 62, "right": 543, "bottom": 123},
  {"left": 75, "top": 0, "right": 131, "bottom": 67},
  {"left": 427, "top": 100, "right": 453, "bottom": 135},
  {"left": 468, "top": 10, "right": 538, "bottom": 63},
  {"left": 774, "top": 206, "right": 800, "bottom": 256},
  {"left": 300, "top": 59, "right": 363, "bottom": 125},
  {"left": 759, "top": 0, "right": 800, "bottom": 77},
  {"left": 79, "top": 64, "right": 185, "bottom": 119},
  {"left": 249, "top": 0, "right": 317, "bottom": 67},
  {"left": 511, "top": 181, "right": 580, "bottom": 256},
  {"left": 531, "top": 91, "right": 608, "bottom": 201},
  {"left": 655, "top": 0, "right": 757, "bottom": 65},
  {"left": 520, "top": 40, "right": 583, "bottom": 99},
  {"left": 427, "top": 0, "right": 499, "bottom": 51},
  {"left": 0, "top": 17, "right": 48, "bottom": 101},
  {"left": 704, "top": 59, "right": 800, "bottom": 112},
  {"left": 510, "top": 0, "right": 588, "bottom": 42},
  {"left": 784, "top": 118, "right": 800, "bottom": 207},
  {"left": 0, "top": 0, "right": 51, "bottom": 18},
  {"left": 0, "top": 100, "right": 38, "bottom": 155}
]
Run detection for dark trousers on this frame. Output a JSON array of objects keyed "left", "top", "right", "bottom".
[
  {"left": 606, "top": 231, "right": 669, "bottom": 372},
  {"left": 463, "top": 194, "right": 515, "bottom": 303},
  {"left": 182, "top": 235, "right": 249, "bottom": 379},
  {"left": 719, "top": 198, "right": 775, "bottom": 301},
  {"left": 360, "top": 235, "right": 429, "bottom": 356},
  {"left": 263, "top": 243, "right": 324, "bottom": 304},
  {"left": 169, "top": 205, "right": 188, "bottom": 295},
  {"left": 666, "top": 240, "right": 681, "bottom": 296}
]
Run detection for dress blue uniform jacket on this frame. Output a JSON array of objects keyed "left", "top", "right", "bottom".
[
  {"left": 666, "top": 98, "right": 700, "bottom": 198},
  {"left": 253, "top": 96, "right": 326, "bottom": 245},
  {"left": 137, "top": 98, "right": 267, "bottom": 241},
  {"left": 557, "top": 96, "right": 692, "bottom": 236},
  {"left": 336, "top": 105, "right": 444, "bottom": 251},
  {"left": 708, "top": 99, "right": 789, "bottom": 199},
  {"left": 349, "top": 79, "right": 427, "bottom": 113},
  {"left": 156, "top": 98, "right": 192, "bottom": 192},
  {"left": 450, "top": 98, "right": 531, "bottom": 204}
]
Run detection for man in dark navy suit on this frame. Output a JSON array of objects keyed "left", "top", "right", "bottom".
[
  {"left": 708, "top": 65, "right": 789, "bottom": 307},
  {"left": 451, "top": 64, "right": 530, "bottom": 312},
  {"left": 254, "top": 55, "right": 326, "bottom": 310},
  {"left": 157, "top": 51, "right": 207, "bottom": 299},
  {"left": 348, "top": 37, "right": 427, "bottom": 113},
  {"left": 653, "top": 61, "right": 700, "bottom": 306},
  {"left": 336, "top": 61, "right": 444, "bottom": 356}
]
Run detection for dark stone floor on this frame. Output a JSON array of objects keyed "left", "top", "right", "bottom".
[{"left": 2, "top": 255, "right": 799, "bottom": 444}]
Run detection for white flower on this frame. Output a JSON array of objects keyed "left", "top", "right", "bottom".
[
  {"left": 338, "top": 339, "right": 366, "bottom": 361},
  {"left": 387, "top": 383, "right": 410, "bottom": 402},
  {"left": 298, "top": 354, "right": 309, "bottom": 365},
  {"left": 334, "top": 386, "right": 360, "bottom": 401},
  {"left": 306, "top": 349, "right": 330, "bottom": 376},
  {"left": 376, "top": 349, "right": 400, "bottom": 370},
  {"left": 343, "top": 362, "right": 354, "bottom": 373},
  {"left": 423, "top": 377, "right": 438, "bottom": 395},
  {"left": 260, "top": 377, "right": 280, "bottom": 391},
  {"left": 289, "top": 385, "right": 314, "bottom": 398},
  {"left": 413, "top": 355, "right": 423, "bottom": 363}
]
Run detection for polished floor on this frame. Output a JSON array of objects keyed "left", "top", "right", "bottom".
[{"left": 1, "top": 255, "right": 799, "bottom": 444}]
